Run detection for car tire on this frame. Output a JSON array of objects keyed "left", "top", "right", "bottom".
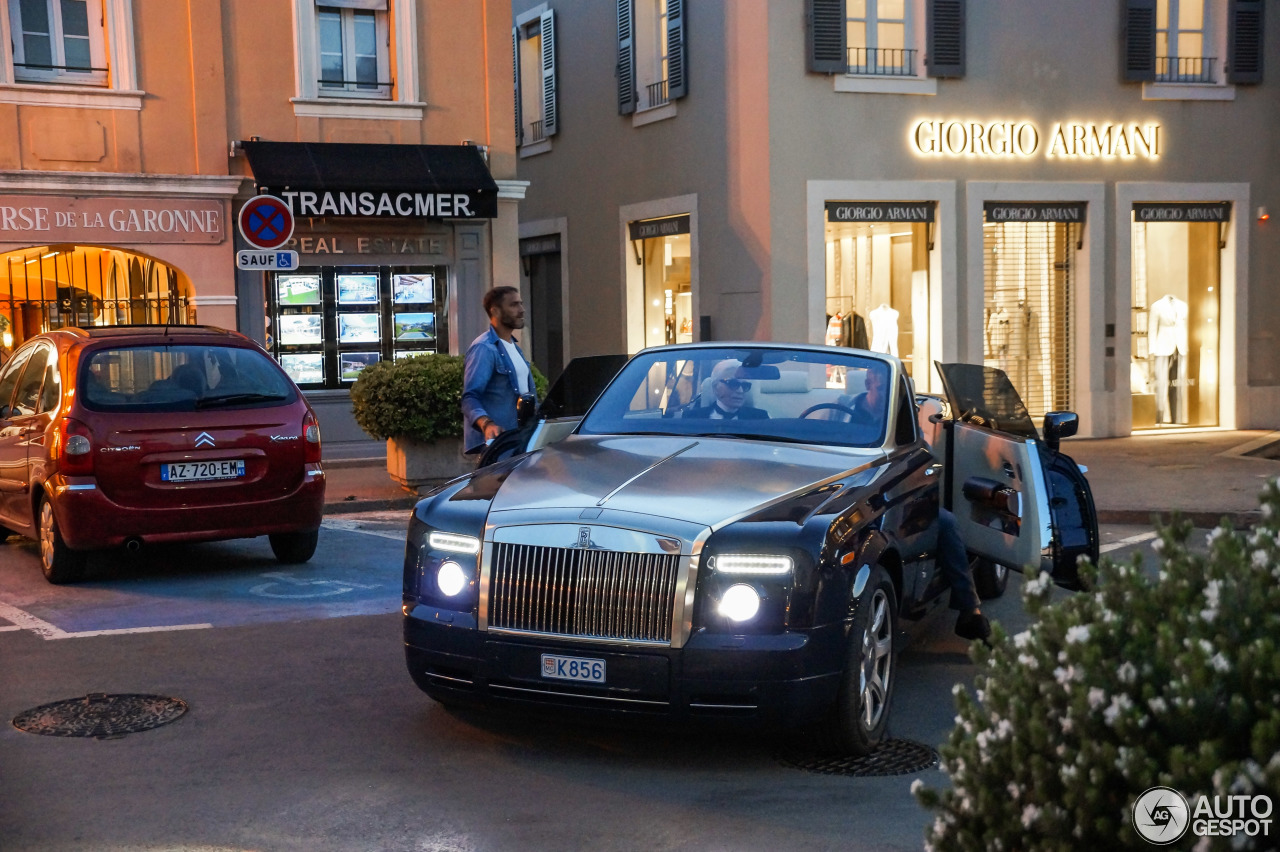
[
  {"left": 269, "top": 529, "right": 319, "bottom": 564},
  {"left": 39, "top": 499, "right": 86, "bottom": 585},
  {"left": 972, "top": 555, "right": 1009, "bottom": 600},
  {"left": 811, "top": 564, "right": 898, "bottom": 756}
]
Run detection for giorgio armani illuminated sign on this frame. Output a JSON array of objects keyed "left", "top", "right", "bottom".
[{"left": 910, "top": 119, "right": 1162, "bottom": 161}]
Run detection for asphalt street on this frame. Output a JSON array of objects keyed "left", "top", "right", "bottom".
[{"left": 0, "top": 515, "right": 1174, "bottom": 852}]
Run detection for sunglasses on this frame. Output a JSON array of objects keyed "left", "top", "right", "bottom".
[{"left": 718, "top": 379, "right": 752, "bottom": 392}]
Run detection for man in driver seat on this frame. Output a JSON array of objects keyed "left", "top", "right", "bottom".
[{"left": 684, "top": 359, "right": 770, "bottom": 420}]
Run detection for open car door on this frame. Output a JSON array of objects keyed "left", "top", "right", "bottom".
[
  {"left": 936, "top": 362, "right": 1099, "bottom": 589},
  {"left": 477, "top": 354, "right": 630, "bottom": 468}
]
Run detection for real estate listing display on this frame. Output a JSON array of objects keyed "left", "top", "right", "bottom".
[{"left": 268, "top": 266, "right": 446, "bottom": 389}]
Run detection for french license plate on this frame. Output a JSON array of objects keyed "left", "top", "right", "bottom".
[
  {"left": 161, "top": 460, "right": 245, "bottom": 483},
  {"left": 541, "top": 654, "right": 606, "bottom": 684}
]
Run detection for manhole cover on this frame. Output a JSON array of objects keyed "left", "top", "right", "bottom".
[
  {"left": 12, "top": 693, "right": 188, "bottom": 739},
  {"left": 777, "top": 738, "right": 939, "bottom": 777}
]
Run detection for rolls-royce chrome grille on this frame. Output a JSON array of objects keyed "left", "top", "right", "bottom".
[{"left": 488, "top": 543, "right": 679, "bottom": 643}]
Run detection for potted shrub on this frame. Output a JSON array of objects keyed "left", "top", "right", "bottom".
[
  {"left": 350, "top": 354, "right": 471, "bottom": 488},
  {"left": 914, "top": 478, "right": 1280, "bottom": 851},
  {"left": 350, "top": 353, "right": 549, "bottom": 489}
]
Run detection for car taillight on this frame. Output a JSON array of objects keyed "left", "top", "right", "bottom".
[
  {"left": 303, "top": 410, "right": 322, "bottom": 463},
  {"left": 56, "top": 418, "right": 95, "bottom": 476}
]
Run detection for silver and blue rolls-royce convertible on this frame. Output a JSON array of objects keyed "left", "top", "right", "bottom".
[{"left": 401, "top": 342, "right": 1097, "bottom": 754}]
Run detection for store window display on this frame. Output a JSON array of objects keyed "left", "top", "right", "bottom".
[
  {"left": 822, "top": 205, "right": 933, "bottom": 382},
  {"left": 1129, "top": 212, "right": 1220, "bottom": 429},
  {"left": 981, "top": 217, "right": 1076, "bottom": 421}
]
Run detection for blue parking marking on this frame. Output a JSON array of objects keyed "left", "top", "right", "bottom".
[{"left": 0, "top": 526, "right": 407, "bottom": 638}]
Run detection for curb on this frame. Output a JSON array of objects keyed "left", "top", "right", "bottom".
[
  {"left": 324, "top": 496, "right": 419, "bottom": 515},
  {"left": 1095, "top": 509, "right": 1261, "bottom": 530}
]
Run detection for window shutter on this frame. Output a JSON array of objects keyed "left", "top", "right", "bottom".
[
  {"left": 1122, "top": 0, "right": 1157, "bottom": 82},
  {"left": 540, "top": 10, "right": 558, "bottom": 136},
  {"left": 512, "top": 26, "right": 523, "bottom": 146},
  {"left": 806, "top": 0, "right": 845, "bottom": 74},
  {"left": 1227, "top": 0, "right": 1264, "bottom": 84},
  {"left": 666, "top": 0, "right": 688, "bottom": 100},
  {"left": 616, "top": 0, "right": 636, "bottom": 114},
  {"left": 926, "top": 0, "right": 965, "bottom": 78}
]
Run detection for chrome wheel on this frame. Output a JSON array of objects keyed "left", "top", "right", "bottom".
[{"left": 858, "top": 587, "right": 893, "bottom": 733}]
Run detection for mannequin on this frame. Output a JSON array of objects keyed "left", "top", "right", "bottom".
[
  {"left": 869, "top": 303, "right": 899, "bottom": 356},
  {"left": 1147, "top": 294, "right": 1189, "bottom": 424},
  {"left": 986, "top": 303, "right": 1011, "bottom": 366}
]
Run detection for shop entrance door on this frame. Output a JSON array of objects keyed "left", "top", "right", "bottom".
[
  {"left": 982, "top": 217, "right": 1079, "bottom": 421},
  {"left": 521, "top": 236, "right": 564, "bottom": 381}
]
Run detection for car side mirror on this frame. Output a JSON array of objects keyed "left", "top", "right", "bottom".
[
  {"left": 1042, "top": 411, "right": 1078, "bottom": 452},
  {"left": 516, "top": 393, "right": 538, "bottom": 428}
]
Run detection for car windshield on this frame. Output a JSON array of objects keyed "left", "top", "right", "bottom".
[
  {"left": 577, "top": 346, "right": 893, "bottom": 448},
  {"left": 80, "top": 344, "right": 298, "bottom": 412}
]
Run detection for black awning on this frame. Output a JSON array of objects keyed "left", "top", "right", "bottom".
[{"left": 240, "top": 141, "right": 499, "bottom": 219}]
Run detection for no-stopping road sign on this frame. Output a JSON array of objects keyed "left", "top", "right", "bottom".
[{"left": 238, "top": 195, "right": 295, "bottom": 250}]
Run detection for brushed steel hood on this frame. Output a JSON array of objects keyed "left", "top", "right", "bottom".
[{"left": 488, "top": 434, "right": 883, "bottom": 528}]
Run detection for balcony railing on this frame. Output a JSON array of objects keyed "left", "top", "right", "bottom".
[
  {"left": 529, "top": 119, "right": 545, "bottom": 143},
  {"left": 845, "top": 47, "right": 917, "bottom": 77},
  {"left": 1155, "top": 56, "right": 1216, "bottom": 83},
  {"left": 644, "top": 79, "right": 668, "bottom": 109}
]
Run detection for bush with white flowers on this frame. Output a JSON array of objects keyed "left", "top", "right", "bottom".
[{"left": 914, "top": 477, "right": 1280, "bottom": 851}]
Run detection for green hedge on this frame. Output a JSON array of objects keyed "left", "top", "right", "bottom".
[{"left": 349, "top": 353, "right": 548, "bottom": 443}]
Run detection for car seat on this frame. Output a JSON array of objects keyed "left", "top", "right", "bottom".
[{"left": 170, "top": 363, "right": 207, "bottom": 395}]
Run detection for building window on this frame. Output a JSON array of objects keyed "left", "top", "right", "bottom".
[
  {"left": 1156, "top": 0, "right": 1214, "bottom": 82},
  {"left": 807, "top": 0, "right": 962, "bottom": 94},
  {"left": 513, "top": 6, "right": 556, "bottom": 151},
  {"left": 846, "top": 0, "right": 915, "bottom": 76},
  {"left": 617, "top": 0, "right": 686, "bottom": 116},
  {"left": 291, "top": 0, "right": 421, "bottom": 117},
  {"left": 1126, "top": 0, "right": 1259, "bottom": 97},
  {"left": 5, "top": 0, "right": 113, "bottom": 86},
  {"left": 316, "top": 3, "right": 389, "bottom": 98}
]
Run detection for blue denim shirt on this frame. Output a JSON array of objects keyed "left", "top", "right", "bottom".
[{"left": 461, "top": 327, "right": 535, "bottom": 454}]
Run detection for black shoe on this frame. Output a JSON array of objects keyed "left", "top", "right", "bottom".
[{"left": 955, "top": 610, "right": 992, "bottom": 642}]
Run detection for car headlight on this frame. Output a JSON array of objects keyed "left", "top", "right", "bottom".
[
  {"left": 718, "top": 584, "right": 762, "bottom": 622},
  {"left": 712, "top": 554, "right": 794, "bottom": 575},
  {"left": 428, "top": 531, "right": 481, "bottom": 555},
  {"left": 436, "top": 560, "right": 468, "bottom": 597}
]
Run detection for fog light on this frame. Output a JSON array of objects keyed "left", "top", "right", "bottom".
[
  {"left": 718, "top": 584, "right": 761, "bottom": 622},
  {"left": 437, "top": 561, "right": 467, "bottom": 597}
]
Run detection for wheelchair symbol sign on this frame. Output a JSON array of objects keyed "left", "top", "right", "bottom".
[{"left": 249, "top": 571, "right": 378, "bottom": 599}]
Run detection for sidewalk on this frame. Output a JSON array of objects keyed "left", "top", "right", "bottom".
[
  {"left": 1066, "top": 428, "right": 1280, "bottom": 528},
  {"left": 321, "top": 430, "right": 1280, "bottom": 529}
]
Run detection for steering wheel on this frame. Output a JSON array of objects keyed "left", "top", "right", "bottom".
[{"left": 799, "top": 402, "right": 860, "bottom": 420}]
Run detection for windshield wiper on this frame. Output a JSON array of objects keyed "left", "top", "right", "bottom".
[{"left": 195, "top": 392, "right": 289, "bottom": 409}]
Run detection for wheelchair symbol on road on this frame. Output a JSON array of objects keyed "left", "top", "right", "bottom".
[{"left": 249, "top": 571, "right": 379, "bottom": 599}]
